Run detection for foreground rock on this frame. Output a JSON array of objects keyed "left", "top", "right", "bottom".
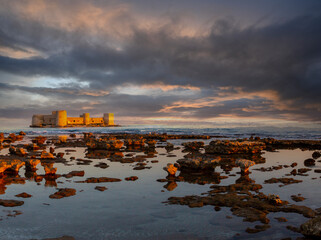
[
  {"left": 77, "top": 177, "right": 122, "bottom": 183},
  {"left": 235, "top": 159, "right": 255, "bottom": 174},
  {"left": 15, "top": 192, "right": 32, "bottom": 198},
  {"left": 163, "top": 163, "right": 177, "bottom": 176},
  {"left": 0, "top": 199, "right": 24, "bottom": 207},
  {"left": 205, "top": 140, "right": 265, "bottom": 155},
  {"left": 49, "top": 188, "right": 76, "bottom": 199},
  {"left": 0, "top": 159, "right": 25, "bottom": 175},
  {"left": 300, "top": 216, "right": 321, "bottom": 238}
]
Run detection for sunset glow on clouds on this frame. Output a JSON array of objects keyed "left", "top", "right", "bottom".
[{"left": 0, "top": 0, "right": 320, "bottom": 127}]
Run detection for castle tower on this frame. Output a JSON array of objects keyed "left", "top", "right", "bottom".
[
  {"left": 83, "top": 113, "right": 90, "bottom": 125},
  {"left": 103, "top": 113, "right": 114, "bottom": 125},
  {"left": 31, "top": 115, "right": 44, "bottom": 127},
  {"left": 55, "top": 110, "right": 67, "bottom": 127}
]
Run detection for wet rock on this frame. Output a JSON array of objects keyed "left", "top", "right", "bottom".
[
  {"left": 56, "top": 152, "right": 64, "bottom": 158},
  {"left": 69, "top": 134, "right": 76, "bottom": 138},
  {"left": 304, "top": 158, "right": 315, "bottom": 167},
  {"left": 235, "top": 159, "right": 255, "bottom": 174},
  {"left": 177, "top": 156, "right": 221, "bottom": 172},
  {"left": 264, "top": 178, "right": 302, "bottom": 187},
  {"left": 246, "top": 224, "right": 271, "bottom": 233},
  {"left": 314, "top": 169, "right": 321, "bottom": 173},
  {"left": 15, "top": 192, "right": 32, "bottom": 198},
  {"left": 0, "top": 159, "right": 25, "bottom": 175},
  {"left": 300, "top": 216, "right": 321, "bottom": 238},
  {"left": 58, "top": 135, "right": 68, "bottom": 143},
  {"left": 275, "top": 217, "right": 287, "bottom": 222},
  {"left": 42, "top": 235, "right": 75, "bottom": 240},
  {"left": 86, "top": 139, "right": 123, "bottom": 150},
  {"left": 49, "top": 188, "right": 76, "bottom": 199},
  {"left": 25, "top": 159, "right": 41, "bottom": 172},
  {"left": 182, "top": 141, "right": 204, "bottom": 152},
  {"left": 205, "top": 140, "right": 265, "bottom": 155},
  {"left": 125, "top": 176, "right": 138, "bottom": 181},
  {"left": 41, "top": 162, "right": 57, "bottom": 175},
  {"left": 9, "top": 147, "right": 27, "bottom": 157},
  {"left": 151, "top": 160, "right": 158, "bottom": 163},
  {"left": 82, "top": 177, "right": 121, "bottom": 183},
  {"left": 95, "top": 186, "right": 107, "bottom": 191},
  {"left": 232, "top": 207, "right": 269, "bottom": 224},
  {"left": 19, "top": 131, "right": 26, "bottom": 136},
  {"left": 0, "top": 199, "right": 24, "bottom": 207},
  {"left": 41, "top": 150, "right": 55, "bottom": 159},
  {"left": 312, "top": 151, "right": 321, "bottom": 159},
  {"left": 291, "top": 162, "right": 298, "bottom": 167},
  {"left": 298, "top": 168, "right": 312, "bottom": 174},
  {"left": 76, "top": 159, "right": 92, "bottom": 165},
  {"left": 32, "top": 136, "right": 47, "bottom": 145},
  {"left": 63, "top": 171, "right": 85, "bottom": 178},
  {"left": 267, "top": 194, "right": 283, "bottom": 205},
  {"left": 163, "top": 163, "right": 177, "bottom": 176},
  {"left": 165, "top": 142, "right": 174, "bottom": 152},
  {"left": 291, "top": 195, "right": 306, "bottom": 202},
  {"left": 163, "top": 182, "right": 177, "bottom": 191},
  {"left": 94, "top": 162, "right": 109, "bottom": 169}
]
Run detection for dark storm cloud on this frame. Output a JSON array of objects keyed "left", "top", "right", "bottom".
[{"left": 0, "top": 0, "right": 320, "bottom": 123}]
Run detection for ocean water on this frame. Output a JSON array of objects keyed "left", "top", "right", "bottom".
[{"left": 1, "top": 125, "right": 321, "bottom": 140}]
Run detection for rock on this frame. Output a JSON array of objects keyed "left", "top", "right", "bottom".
[
  {"left": 163, "top": 182, "right": 177, "bottom": 191},
  {"left": 235, "top": 159, "right": 255, "bottom": 174},
  {"left": 41, "top": 162, "right": 57, "bottom": 175},
  {"left": 49, "top": 188, "right": 76, "bottom": 199},
  {"left": 312, "top": 151, "right": 321, "bottom": 159},
  {"left": 15, "top": 192, "right": 32, "bottom": 198},
  {"left": 63, "top": 171, "right": 85, "bottom": 178},
  {"left": 177, "top": 156, "right": 221, "bottom": 172},
  {"left": 182, "top": 141, "right": 204, "bottom": 152},
  {"left": 300, "top": 216, "right": 321, "bottom": 238},
  {"left": 83, "top": 177, "right": 121, "bottom": 183},
  {"left": 0, "top": 159, "right": 25, "bottom": 174},
  {"left": 246, "top": 224, "right": 271, "bottom": 233},
  {"left": 25, "top": 159, "right": 41, "bottom": 171},
  {"left": 94, "top": 162, "right": 109, "bottom": 169},
  {"left": 32, "top": 136, "right": 47, "bottom": 145},
  {"left": 163, "top": 163, "right": 177, "bottom": 176},
  {"left": 264, "top": 178, "right": 302, "bottom": 187},
  {"left": 291, "top": 195, "right": 306, "bottom": 202},
  {"left": 232, "top": 207, "right": 269, "bottom": 224},
  {"left": 205, "top": 140, "right": 265, "bottom": 155},
  {"left": 0, "top": 199, "right": 24, "bottom": 207},
  {"left": 41, "top": 150, "right": 55, "bottom": 159},
  {"left": 58, "top": 135, "right": 68, "bottom": 143},
  {"left": 304, "top": 158, "right": 315, "bottom": 167},
  {"left": 86, "top": 139, "right": 123, "bottom": 150},
  {"left": 95, "top": 186, "right": 107, "bottom": 191},
  {"left": 57, "top": 152, "right": 64, "bottom": 158},
  {"left": 275, "top": 217, "right": 287, "bottom": 222},
  {"left": 165, "top": 142, "right": 174, "bottom": 152},
  {"left": 125, "top": 176, "right": 138, "bottom": 181},
  {"left": 19, "top": 131, "right": 26, "bottom": 135},
  {"left": 42, "top": 236, "right": 75, "bottom": 240},
  {"left": 291, "top": 162, "right": 298, "bottom": 167}
]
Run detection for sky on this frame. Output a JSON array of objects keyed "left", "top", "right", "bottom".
[{"left": 0, "top": 0, "right": 321, "bottom": 128}]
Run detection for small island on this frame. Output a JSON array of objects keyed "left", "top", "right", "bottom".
[{"left": 30, "top": 110, "right": 119, "bottom": 128}]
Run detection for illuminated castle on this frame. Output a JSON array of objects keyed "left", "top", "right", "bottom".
[{"left": 30, "top": 110, "right": 115, "bottom": 128}]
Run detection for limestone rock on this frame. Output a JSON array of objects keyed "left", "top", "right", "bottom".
[
  {"left": 300, "top": 216, "right": 321, "bottom": 238},
  {"left": 49, "top": 188, "right": 76, "bottom": 199},
  {"left": 41, "top": 150, "right": 55, "bottom": 159},
  {"left": 235, "top": 159, "right": 255, "bottom": 174},
  {"left": 205, "top": 140, "right": 265, "bottom": 155},
  {"left": 163, "top": 163, "right": 177, "bottom": 176}
]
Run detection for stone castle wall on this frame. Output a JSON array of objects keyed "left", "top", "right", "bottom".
[{"left": 31, "top": 110, "right": 115, "bottom": 127}]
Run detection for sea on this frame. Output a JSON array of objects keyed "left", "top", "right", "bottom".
[{"left": 1, "top": 125, "right": 321, "bottom": 140}]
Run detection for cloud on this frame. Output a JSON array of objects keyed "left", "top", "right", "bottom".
[{"left": 0, "top": 0, "right": 320, "bottom": 124}]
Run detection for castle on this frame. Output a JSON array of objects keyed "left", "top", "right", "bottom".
[{"left": 30, "top": 110, "right": 116, "bottom": 128}]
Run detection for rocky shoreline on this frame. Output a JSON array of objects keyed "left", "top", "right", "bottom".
[{"left": 0, "top": 131, "right": 320, "bottom": 239}]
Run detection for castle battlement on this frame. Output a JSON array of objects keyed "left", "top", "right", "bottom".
[{"left": 30, "top": 110, "right": 116, "bottom": 128}]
